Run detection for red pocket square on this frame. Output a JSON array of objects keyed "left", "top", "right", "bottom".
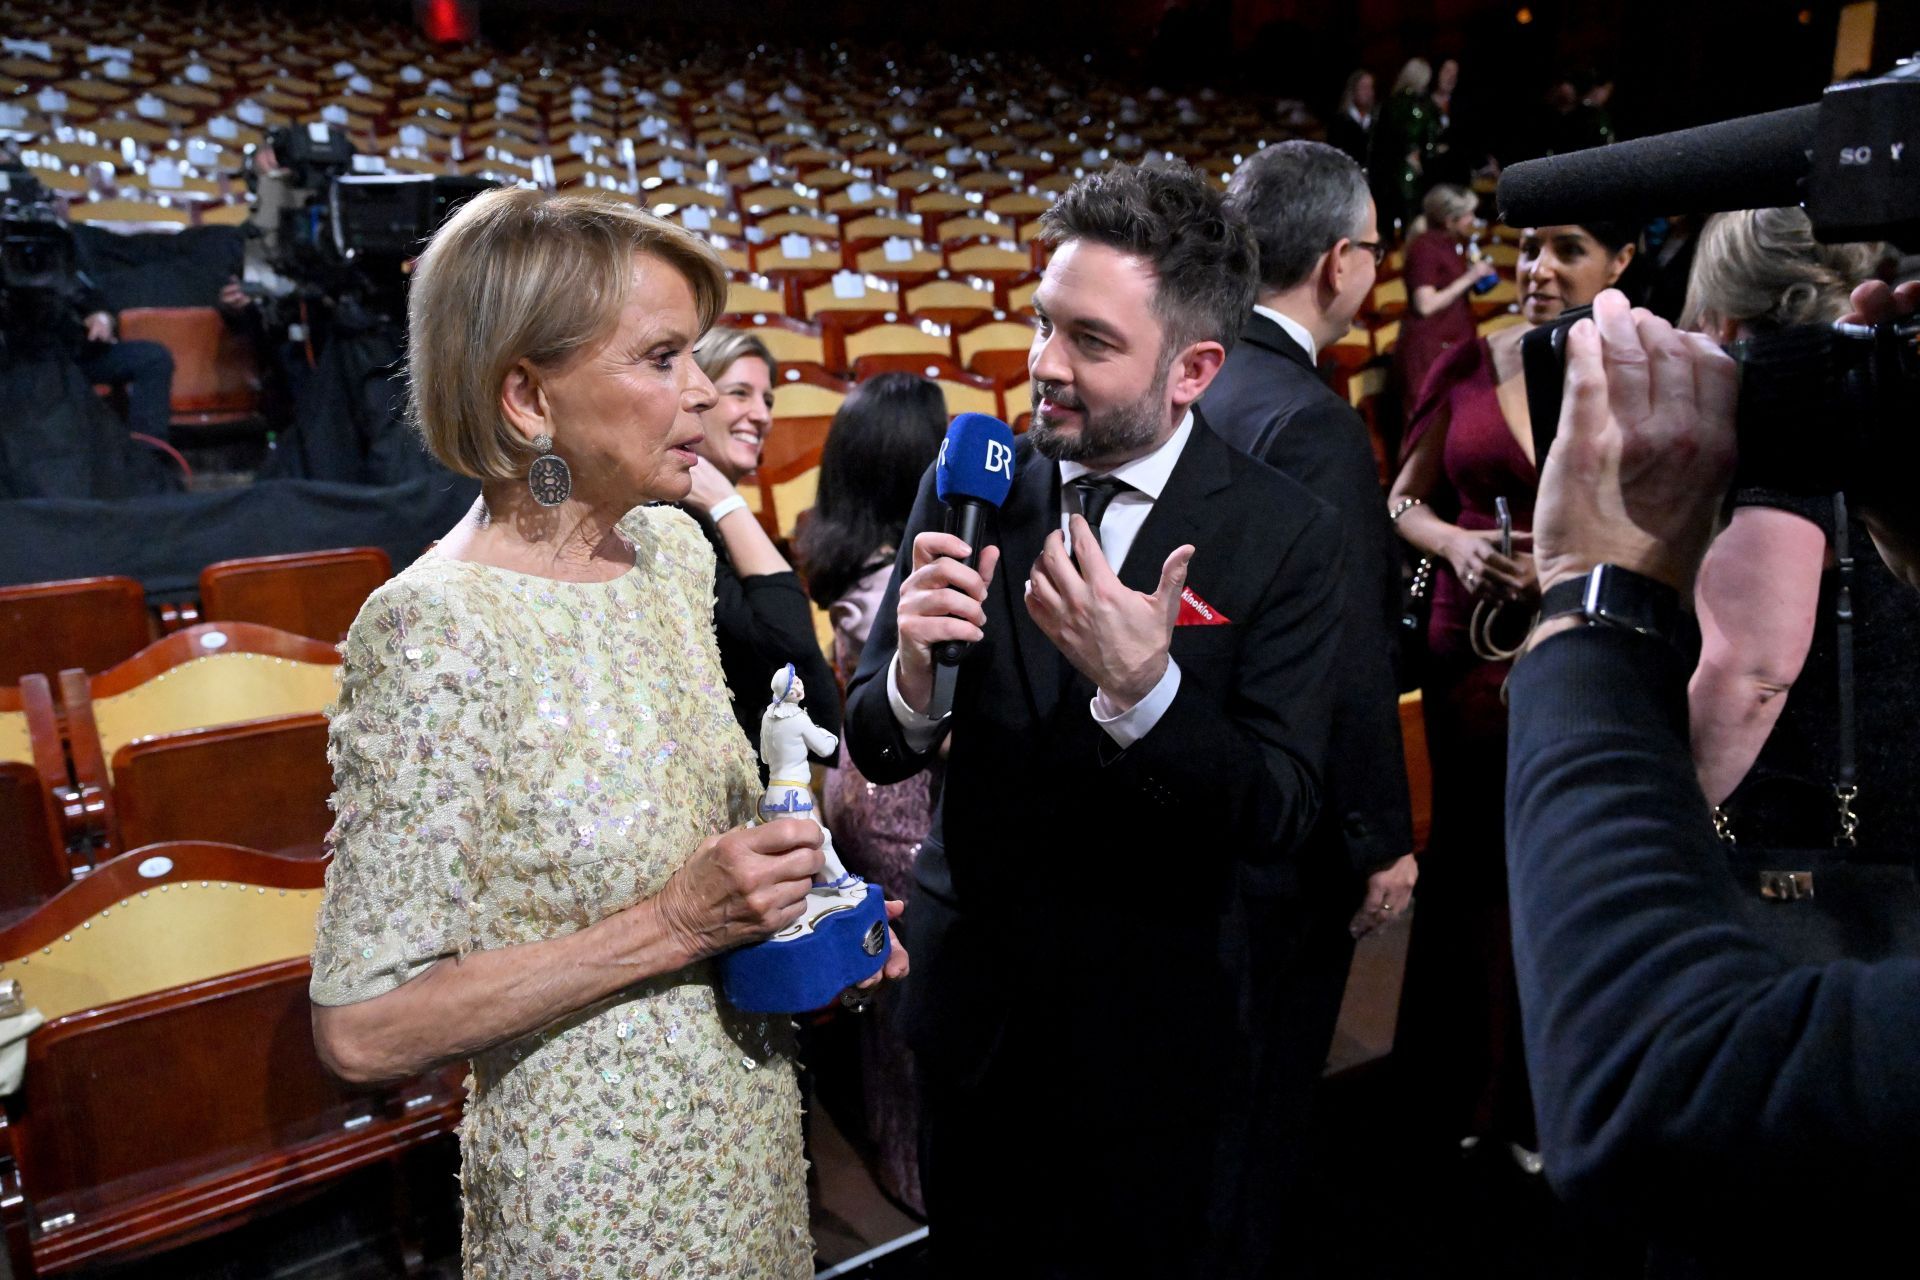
[{"left": 1175, "top": 586, "right": 1230, "bottom": 626}]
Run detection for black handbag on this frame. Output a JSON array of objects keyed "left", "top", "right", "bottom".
[{"left": 1716, "top": 493, "right": 1920, "bottom": 964}]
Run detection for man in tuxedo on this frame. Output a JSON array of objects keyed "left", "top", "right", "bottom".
[
  {"left": 1207, "top": 139, "right": 1414, "bottom": 929},
  {"left": 844, "top": 162, "right": 1345, "bottom": 1277},
  {"left": 1199, "top": 137, "right": 1416, "bottom": 1232}
]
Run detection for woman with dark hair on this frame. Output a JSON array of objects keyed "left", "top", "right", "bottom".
[
  {"left": 797, "top": 371, "right": 949, "bottom": 1214},
  {"left": 1386, "top": 220, "right": 1637, "bottom": 1172}
]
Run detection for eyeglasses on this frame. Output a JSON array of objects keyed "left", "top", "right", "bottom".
[{"left": 1348, "top": 239, "right": 1387, "bottom": 266}]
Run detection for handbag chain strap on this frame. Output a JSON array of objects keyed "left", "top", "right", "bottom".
[{"left": 1833, "top": 492, "right": 1859, "bottom": 847}]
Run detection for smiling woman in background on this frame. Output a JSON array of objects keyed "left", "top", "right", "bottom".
[{"left": 679, "top": 326, "right": 840, "bottom": 754}]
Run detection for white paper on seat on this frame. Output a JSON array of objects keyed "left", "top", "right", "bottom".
[
  {"left": 236, "top": 100, "right": 266, "bottom": 126},
  {"left": 831, "top": 271, "right": 868, "bottom": 299},
  {"left": 135, "top": 94, "right": 168, "bottom": 120},
  {"left": 780, "top": 233, "right": 813, "bottom": 261},
  {"left": 185, "top": 63, "right": 213, "bottom": 85},
  {"left": 147, "top": 159, "right": 182, "bottom": 188},
  {"left": 207, "top": 116, "right": 238, "bottom": 140},
  {"left": 883, "top": 237, "right": 915, "bottom": 263}
]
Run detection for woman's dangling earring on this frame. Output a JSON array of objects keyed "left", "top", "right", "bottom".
[{"left": 528, "top": 433, "right": 572, "bottom": 507}]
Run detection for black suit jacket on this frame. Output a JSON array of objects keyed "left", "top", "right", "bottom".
[
  {"left": 844, "top": 419, "right": 1342, "bottom": 1270},
  {"left": 1201, "top": 311, "right": 1412, "bottom": 879}
]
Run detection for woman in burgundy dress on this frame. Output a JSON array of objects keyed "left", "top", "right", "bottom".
[
  {"left": 1386, "top": 221, "right": 1636, "bottom": 1168},
  {"left": 1395, "top": 183, "right": 1498, "bottom": 413}
]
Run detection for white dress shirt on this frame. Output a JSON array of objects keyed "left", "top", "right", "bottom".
[
  {"left": 1252, "top": 303, "right": 1318, "bottom": 365},
  {"left": 888, "top": 412, "right": 1196, "bottom": 751}
]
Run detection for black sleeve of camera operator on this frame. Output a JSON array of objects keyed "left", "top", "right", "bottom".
[{"left": 1504, "top": 624, "right": 1920, "bottom": 1229}]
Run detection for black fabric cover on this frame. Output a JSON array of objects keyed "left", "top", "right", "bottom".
[
  {"left": 70, "top": 225, "right": 247, "bottom": 310},
  {"left": 0, "top": 350, "right": 164, "bottom": 499},
  {"left": 261, "top": 311, "right": 433, "bottom": 486},
  {"left": 0, "top": 472, "right": 480, "bottom": 596}
]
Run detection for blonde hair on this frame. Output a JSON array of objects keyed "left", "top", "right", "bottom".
[
  {"left": 406, "top": 188, "right": 726, "bottom": 480},
  {"left": 693, "top": 326, "right": 778, "bottom": 384},
  {"left": 1422, "top": 183, "right": 1477, "bottom": 227},
  {"left": 1391, "top": 58, "right": 1433, "bottom": 98},
  {"left": 1682, "top": 207, "right": 1888, "bottom": 334}
]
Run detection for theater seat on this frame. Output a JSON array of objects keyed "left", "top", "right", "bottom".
[
  {"left": 57, "top": 624, "right": 343, "bottom": 857},
  {"left": 115, "top": 307, "right": 263, "bottom": 430},
  {"left": 0, "top": 841, "right": 463, "bottom": 1277}
]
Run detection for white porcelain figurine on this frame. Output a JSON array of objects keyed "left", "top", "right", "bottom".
[{"left": 758, "top": 664, "right": 851, "bottom": 886}]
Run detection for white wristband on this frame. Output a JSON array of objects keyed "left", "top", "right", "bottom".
[{"left": 707, "top": 494, "right": 749, "bottom": 524}]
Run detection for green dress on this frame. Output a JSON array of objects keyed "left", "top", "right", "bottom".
[
  {"left": 311, "top": 505, "right": 810, "bottom": 1278},
  {"left": 1372, "top": 89, "right": 1441, "bottom": 234}
]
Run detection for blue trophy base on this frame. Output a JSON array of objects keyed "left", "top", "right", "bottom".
[{"left": 719, "top": 880, "right": 890, "bottom": 1014}]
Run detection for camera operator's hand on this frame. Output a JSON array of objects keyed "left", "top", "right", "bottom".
[
  {"left": 1842, "top": 279, "right": 1920, "bottom": 589},
  {"left": 218, "top": 277, "right": 255, "bottom": 314},
  {"left": 84, "top": 311, "right": 115, "bottom": 344},
  {"left": 1533, "top": 289, "right": 1738, "bottom": 599}
]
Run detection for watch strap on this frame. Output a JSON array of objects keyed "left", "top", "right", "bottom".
[{"left": 1539, "top": 564, "right": 1696, "bottom": 655}]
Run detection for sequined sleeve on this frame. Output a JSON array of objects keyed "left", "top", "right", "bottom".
[{"left": 311, "top": 577, "right": 487, "bottom": 1006}]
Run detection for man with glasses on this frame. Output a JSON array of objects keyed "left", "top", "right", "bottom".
[{"left": 1199, "top": 139, "right": 1414, "bottom": 1249}]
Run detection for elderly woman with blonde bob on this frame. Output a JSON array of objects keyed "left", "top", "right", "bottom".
[{"left": 308, "top": 189, "right": 903, "bottom": 1276}]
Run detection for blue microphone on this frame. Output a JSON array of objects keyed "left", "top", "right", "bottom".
[{"left": 928, "top": 412, "right": 1016, "bottom": 717}]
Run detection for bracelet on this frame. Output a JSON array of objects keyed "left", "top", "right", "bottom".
[
  {"left": 706, "top": 494, "right": 748, "bottom": 524},
  {"left": 1389, "top": 497, "right": 1423, "bottom": 524}
]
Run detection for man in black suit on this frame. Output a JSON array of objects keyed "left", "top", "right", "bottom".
[
  {"left": 844, "top": 163, "right": 1344, "bottom": 1277},
  {"left": 1199, "top": 138, "right": 1415, "bottom": 1229},
  {"left": 1205, "top": 138, "right": 1415, "bottom": 929}
]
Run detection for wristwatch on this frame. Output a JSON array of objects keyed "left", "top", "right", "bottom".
[{"left": 1538, "top": 564, "right": 1699, "bottom": 657}]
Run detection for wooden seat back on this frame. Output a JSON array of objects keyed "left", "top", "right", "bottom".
[
  {"left": 0, "top": 577, "right": 152, "bottom": 687},
  {"left": 0, "top": 763, "right": 68, "bottom": 923},
  {"left": 197, "top": 546, "right": 392, "bottom": 643},
  {"left": 112, "top": 714, "right": 332, "bottom": 856}
]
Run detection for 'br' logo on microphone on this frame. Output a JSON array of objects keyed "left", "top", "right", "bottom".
[{"left": 984, "top": 440, "right": 1013, "bottom": 477}]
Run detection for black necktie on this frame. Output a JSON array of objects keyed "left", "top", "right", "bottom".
[{"left": 1069, "top": 474, "right": 1135, "bottom": 545}]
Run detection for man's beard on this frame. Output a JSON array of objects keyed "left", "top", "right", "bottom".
[{"left": 1028, "top": 370, "right": 1168, "bottom": 464}]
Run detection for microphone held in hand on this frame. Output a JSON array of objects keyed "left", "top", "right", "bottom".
[{"left": 928, "top": 412, "right": 1016, "bottom": 717}]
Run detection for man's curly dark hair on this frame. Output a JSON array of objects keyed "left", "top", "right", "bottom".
[{"left": 1038, "top": 161, "right": 1257, "bottom": 358}]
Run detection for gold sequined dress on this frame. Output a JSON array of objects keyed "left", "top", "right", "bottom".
[{"left": 310, "top": 506, "right": 811, "bottom": 1278}]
